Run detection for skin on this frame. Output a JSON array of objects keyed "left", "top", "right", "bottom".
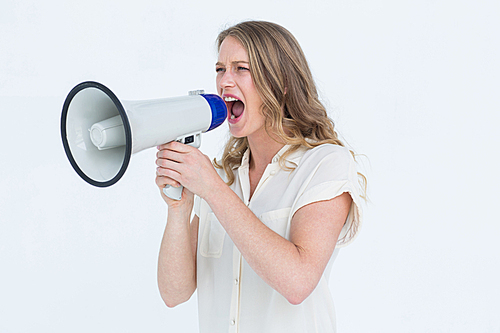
[{"left": 156, "top": 36, "right": 352, "bottom": 307}]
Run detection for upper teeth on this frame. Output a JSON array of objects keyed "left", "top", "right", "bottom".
[{"left": 224, "top": 97, "right": 239, "bottom": 102}]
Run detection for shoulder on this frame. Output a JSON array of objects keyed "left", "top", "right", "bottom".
[
  {"left": 301, "top": 144, "right": 354, "bottom": 170},
  {"left": 304, "top": 143, "right": 352, "bottom": 157},
  {"left": 290, "top": 143, "right": 357, "bottom": 186}
]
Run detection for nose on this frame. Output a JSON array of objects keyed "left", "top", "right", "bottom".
[{"left": 217, "top": 69, "right": 235, "bottom": 91}]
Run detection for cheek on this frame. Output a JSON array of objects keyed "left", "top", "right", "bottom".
[
  {"left": 215, "top": 77, "right": 221, "bottom": 93},
  {"left": 246, "top": 82, "right": 262, "bottom": 105},
  {"left": 247, "top": 105, "right": 266, "bottom": 128}
]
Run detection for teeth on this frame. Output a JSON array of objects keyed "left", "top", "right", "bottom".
[
  {"left": 230, "top": 115, "right": 235, "bottom": 119},
  {"left": 224, "top": 97, "right": 239, "bottom": 102}
]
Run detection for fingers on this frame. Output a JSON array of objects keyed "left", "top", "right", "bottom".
[
  {"left": 156, "top": 154, "right": 181, "bottom": 170},
  {"left": 156, "top": 176, "right": 174, "bottom": 189},
  {"left": 156, "top": 157, "right": 183, "bottom": 188},
  {"left": 155, "top": 142, "right": 198, "bottom": 205},
  {"left": 155, "top": 143, "right": 190, "bottom": 186},
  {"left": 155, "top": 175, "right": 184, "bottom": 205},
  {"left": 156, "top": 142, "right": 186, "bottom": 176},
  {"left": 156, "top": 141, "right": 204, "bottom": 174},
  {"left": 155, "top": 141, "right": 213, "bottom": 199},
  {"left": 156, "top": 142, "right": 194, "bottom": 166},
  {"left": 155, "top": 170, "right": 181, "bottom": 187},
  {"left": 157, "top": 141, "right": 194, "bottom": 154}
]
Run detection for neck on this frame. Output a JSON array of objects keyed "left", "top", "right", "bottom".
[{"left": 247, "top": 129, "right": 284, "bottom": 171}]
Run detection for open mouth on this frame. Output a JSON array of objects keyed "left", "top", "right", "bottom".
[{"left": 224, "top": 96, "right": 245, "bottom": 122}]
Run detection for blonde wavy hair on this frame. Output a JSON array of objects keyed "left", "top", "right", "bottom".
[{"left": 214, "top": 21, "right": 367, "bottom": 198}]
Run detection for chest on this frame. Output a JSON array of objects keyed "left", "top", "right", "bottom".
[{"left": 248, "top": 167, "right": 265, "bottom": 200}]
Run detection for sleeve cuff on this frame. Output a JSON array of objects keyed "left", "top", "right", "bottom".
[{"left": 292, "top": 180, "right": 363, "bottom": 248}]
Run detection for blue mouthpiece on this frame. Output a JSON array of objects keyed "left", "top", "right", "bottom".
[{"left": 201, "top": 94, "right": 227, "bottom": 132}]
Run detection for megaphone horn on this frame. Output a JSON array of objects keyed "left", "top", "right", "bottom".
[{"left": 61, "top": 81, "right": 227, "bottom": 200}]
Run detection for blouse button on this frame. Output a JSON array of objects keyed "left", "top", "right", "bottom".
[
  {"left": 234, "top": 278, "right": 239, "bottom": 285},
  {"left": 231, "top": 319, "right": 236, "bottom": 326}
]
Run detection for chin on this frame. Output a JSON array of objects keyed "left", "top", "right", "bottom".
[{"left": 229, "top": 128, "right": 246, "bottom": 138}]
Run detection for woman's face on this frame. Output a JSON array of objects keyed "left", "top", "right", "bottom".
[{"left": 216, "top": 36, "right": 266, "bottom": 140}]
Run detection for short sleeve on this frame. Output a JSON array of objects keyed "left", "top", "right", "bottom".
[{"left": 291, "top": 145, "right": 363, "bottom": 247}]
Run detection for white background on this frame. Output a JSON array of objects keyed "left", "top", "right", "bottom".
[{"left": 1, "top": 0, "right": 499, "bottom": 332}]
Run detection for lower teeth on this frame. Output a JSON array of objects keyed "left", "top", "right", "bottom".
[{"left": 231, "top": 115, "right": 235, "bottom": 119}]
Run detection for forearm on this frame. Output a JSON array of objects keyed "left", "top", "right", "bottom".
[
  {"left": 157, "top": 206, "right": 197, "bottom": 307},
  {"left": 203, "top": 181, "right": 321, "bottom": 304}
]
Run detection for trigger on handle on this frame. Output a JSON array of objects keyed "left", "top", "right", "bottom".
[{"left": 163, "top": 185, "right": 183, "bottom": 201}]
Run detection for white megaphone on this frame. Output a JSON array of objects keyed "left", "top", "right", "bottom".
[{"left": 61, "top": 81, "right": 227, "bottom": 200}]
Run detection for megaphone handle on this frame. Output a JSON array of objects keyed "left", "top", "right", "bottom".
[
  {"left": 162, "top": 133, "right": 202, "bottom": 201},
  {"left": 163, "top": 185, "right": 183, "bottom": 201}
]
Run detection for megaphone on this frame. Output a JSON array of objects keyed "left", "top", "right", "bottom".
[{"left": 61, "top": 81, "right": 227, "bottom": 200}]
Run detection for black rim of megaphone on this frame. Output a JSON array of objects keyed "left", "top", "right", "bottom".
[{"left": 61, "top": 81, "right": 133, "bottom": 187}]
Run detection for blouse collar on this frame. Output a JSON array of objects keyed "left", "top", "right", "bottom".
[{"left": 239, "top": 144, "right": 306, "bottom": 170}]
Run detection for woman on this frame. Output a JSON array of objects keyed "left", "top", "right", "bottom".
[{"left": 156, "top": 21, "right": 364, "bottom": 333}]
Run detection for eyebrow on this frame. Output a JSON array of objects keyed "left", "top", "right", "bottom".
[{"left": 215, "top": 61, "right": 250, "bottom": 67}]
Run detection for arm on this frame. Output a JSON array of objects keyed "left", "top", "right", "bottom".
[
  {"left": 156, "top": 145, "right": 199, "bottom": 308},
  {"left": 157, "top": 141, "right": 352, "bottom": 305},
  {"left": 205, "top": 182, "right": 351, "bottom": 305}
]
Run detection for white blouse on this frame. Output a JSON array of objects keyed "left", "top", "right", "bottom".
[{"left": 194, "top": 143, "right": 363, "bottom": 333}]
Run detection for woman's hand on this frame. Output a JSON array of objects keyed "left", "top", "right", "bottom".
[
  {"left": 156, "top": 142, "right": 193, "bottom": 208},
  {"left": 155, "top": 141, "right": 220, "bottom": 203}
]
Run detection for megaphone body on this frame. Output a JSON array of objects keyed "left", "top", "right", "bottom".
[{"left": 61, "top": 81, "right": 227, "bottom": 199}]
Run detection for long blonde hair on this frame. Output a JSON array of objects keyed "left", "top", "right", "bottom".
[{"left": 214, "top": 21, "right": 366, "bottom": 197}]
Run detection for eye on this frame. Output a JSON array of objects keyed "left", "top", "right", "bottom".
[
  {"left": 215, "top": 67, "right": 225, "bottom": 73},
  {"left": 237, "top": 66, "right": 249, "bottom": 71}
]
